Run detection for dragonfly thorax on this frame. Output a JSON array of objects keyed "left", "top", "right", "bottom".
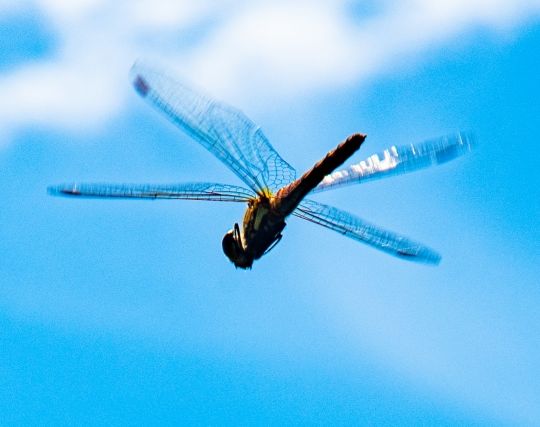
[{"left": 222, "top": 196, "right": 286, "bottom": 269}]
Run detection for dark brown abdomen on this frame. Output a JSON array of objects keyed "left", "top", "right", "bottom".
[{"left": 273, "top": 133, "right": 365, "bottom": 216}]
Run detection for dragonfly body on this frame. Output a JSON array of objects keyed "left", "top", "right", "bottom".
[
  {"left": 225, "top": 133, "right": 365, "bottom": 268},
  {"left": 48, "top": 62, "right": 473, "bottom": 269},
  {"left": 226, "top": 195, "right": 285, "bottom": 268}
]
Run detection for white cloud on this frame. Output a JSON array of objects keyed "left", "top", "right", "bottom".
[
  {"left": 0, "top": 0, "right": 539, "bottom": 140},
  {"left": 185, "top": 3, "right": 360, "bottom": 99}
]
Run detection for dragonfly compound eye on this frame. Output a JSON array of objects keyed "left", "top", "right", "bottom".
[
  {"left": 222, "top": 230, "right": 237, "bottom": 259},
  {"left": 222, "top": 229, "right": 253, "bottom": 269}
]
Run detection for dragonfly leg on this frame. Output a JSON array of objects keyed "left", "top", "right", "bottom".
[
  {"left": 234, "top": 222, "right": 243, "bottom": 248},
  {"left": 263, "top": 233, "right": 283, "bottom": 255}
]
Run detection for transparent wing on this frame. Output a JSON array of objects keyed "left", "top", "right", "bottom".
[
  {"left": 313, "top": 132, "right": 474, "bottom": 193},
  {"left": 131, "top": 61, "right": 296, "bottom": 194},
  {"left": 293, "top": 199, "right": 441, "bottom": 264},
  {"left": 48, "top": 182, "right": 256, "bottom": 202}
]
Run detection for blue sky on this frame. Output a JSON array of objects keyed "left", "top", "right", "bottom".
[{"left": 1, "top": 1, "right": 539, "bottom": 425}]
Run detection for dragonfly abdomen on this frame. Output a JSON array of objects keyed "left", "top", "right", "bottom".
[{"left": 273, "top": 133, "right": 365, "bottom": 216}]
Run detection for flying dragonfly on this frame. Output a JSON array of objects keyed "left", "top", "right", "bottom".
[{"left": 48, "top": 62, "right": 473, "bottom": 269}]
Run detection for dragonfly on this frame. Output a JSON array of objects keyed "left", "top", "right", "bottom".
[{"left": 48, "top": 62, "right": 473, "bottom": 269}]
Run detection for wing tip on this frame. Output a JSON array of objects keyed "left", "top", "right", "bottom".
[
  {"left": 132, "top": 74, "right": 150, "bottom": 97},
  {"left": 47, "top": 185, "right": 81, "bottom": 197},
  {"left": 396, "top": 248, "right": 441, "bottom": 265},
  {"left": 450, "top": 130, "right": 476, "bottom": 154},
  {"left": 425, "top": 254, "right": 442, "bottom": 266}
]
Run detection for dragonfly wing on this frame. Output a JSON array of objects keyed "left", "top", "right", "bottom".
[
  {"left": 131, "top": 62, "right": 296, "bottom": 194},
  {"left": 313, "top": 132, "right": 474, "bottom": 193},
  {"left": 48, "top": 182, "right": 256, "bottom": 202},
  {"left": 293, "top": 199, "right": 441, "bottom": 264}
]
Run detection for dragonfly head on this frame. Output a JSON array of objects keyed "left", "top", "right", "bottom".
[{"left": 222, "top": 224, "right": 253, "bottom": 269}]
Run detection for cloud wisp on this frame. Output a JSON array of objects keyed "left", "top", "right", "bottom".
[{"left": 0, "top": 0, "right": 539, "bottom": 139}]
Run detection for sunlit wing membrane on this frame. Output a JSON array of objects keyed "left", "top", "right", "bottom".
[
  {"left": 48, "top": 182, "right": 256, "bottom": 202},
  {"left": 312, "top": 132, "right": 474, "bottom": 193},
  {"left": 130, "top": 61, "right": 296, "bottom": 195},
  {"left": 293, "top": 199, "right": 441, "bottom": 264}
]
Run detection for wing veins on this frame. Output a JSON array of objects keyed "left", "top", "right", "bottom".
[
  {"left": 131, "top": 62, "right": 296, "bottom": 193},
  {"left": 48, "top": 182, "right": 255, "bottom": 202},
  {"left": 293, "top": 199, "right": 441, "bottom": 264},
  {"left": 313, "top": 132, "right": 474, "bottom": 193}
]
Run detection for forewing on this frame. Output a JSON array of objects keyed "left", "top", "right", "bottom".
[
  {"left": 313, "top": 132, "right": 474, "bottom": 193},
  {"left": 131, "top": 62, "right": 296, "bottom": 194},
  {"left": 48, "top": 182, "right": 256, "bottom": 202},
  {"left": 293, "top": 199, "right": 441, "bottom": 264}
]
